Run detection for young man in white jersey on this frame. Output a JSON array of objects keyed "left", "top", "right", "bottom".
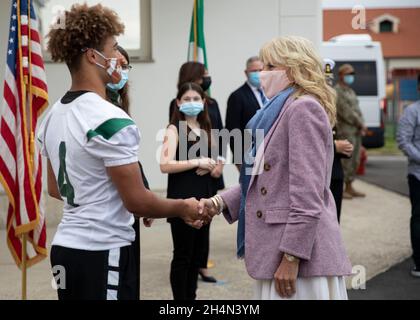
[{"left": 38, "top": 4, "right": 208, "bottom": 300}]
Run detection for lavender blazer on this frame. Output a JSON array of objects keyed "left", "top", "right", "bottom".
[{"left": 220, "top": 95, "right": 352, "bottom": 279}]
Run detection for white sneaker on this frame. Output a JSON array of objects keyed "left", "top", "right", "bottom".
[{"left": 410, "top": 267, "right": 420, "bottom": 278}]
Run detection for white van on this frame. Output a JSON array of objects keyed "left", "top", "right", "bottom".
[{"left": 321, "top": 34, "right": 386, "bottom": 148}]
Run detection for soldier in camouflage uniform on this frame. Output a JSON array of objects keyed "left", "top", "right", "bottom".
[{"left": 335, "top": 64, "right": 367, "bottom": 199}]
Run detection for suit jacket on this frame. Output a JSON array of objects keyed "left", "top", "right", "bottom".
[
  {"left": 220, "top": 95, "right": 352, "bottom": 280},
  {"left": 226, "top": 83, "right": 261, "bottom": 159}
]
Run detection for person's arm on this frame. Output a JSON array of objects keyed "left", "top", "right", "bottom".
[
  {"left": 169, "top": 100, "right": 175, "bottom": 122},
  {"left": 198, "top": 184, "right": 242, "bottom": 223},
  {"left": 107, "top": 163, "right": 197, "bottom": 219},
  {"left": 85, "top": 122, "right": 207, "bottom": 226},
  {"left": 279, "top": 98, "right": 328, "bottom": 261},
  {"left": 273, "top": 99, "right": 332, "bottom": 299},
  {"left": 159, "top": 125, "right": 216, "bottom": 174},
  {"left": 208, "top": 122, "right": 225, "bottom": 179},
  {"left": 334, "top": 139, "right": 353, "bottom": 159},
  {"left": 397, "top": 105, "right": 420, "bottom": 163},
  {"left": 210, "top": 161, "right": 225, "bottom": 178},
  {"left": 336, "top": 89, "right": 364, "bottom": 129},
  {"left": 47, "top": 159, "right": 62, "bottom": 201}
]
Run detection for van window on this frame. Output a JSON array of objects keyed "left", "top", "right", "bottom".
[{"left": 333, "top": 61, "right": 378, "bottom": 96}]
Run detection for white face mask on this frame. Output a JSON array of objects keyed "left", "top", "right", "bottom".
[
  {"left": 260, "top": 70, "right": 291, "bottom": 99},
  {"left": 93, "top": 49, "right": 122, "bottom": 84}
]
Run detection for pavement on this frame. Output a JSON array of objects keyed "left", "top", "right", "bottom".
[
  {"left": 348, "top": 154, "right": 420, "bottom": 300},
  {"left": 0, "top": 176, "right": 413, "bottom": 300},
  {"left": 359, "top": 155, "right": 409, "bottom": 196}
]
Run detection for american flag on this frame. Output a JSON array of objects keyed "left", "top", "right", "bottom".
[{"left": 0, "top": 0, "right": 48, "bottom": 268}]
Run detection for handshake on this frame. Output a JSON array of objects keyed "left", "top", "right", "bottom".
[{"left": 179, "top": 195, "right": 225, "bottom": 229}]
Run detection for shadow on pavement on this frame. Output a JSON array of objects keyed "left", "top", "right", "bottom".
[
  {"left": 350, "top": 155, "right": 419, "bottom": 299},
  {"left": 348, "top": 259, "right": 420, "bottom": 300}
]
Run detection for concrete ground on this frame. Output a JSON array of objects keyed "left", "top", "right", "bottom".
[
  {"left": 349, "top": 155, "right": 420, "bottom": 300},
  {"left": 0, "top": 180, "right": 412, "bottom": 300},
  {"left": 360, "top": 155, "right": 409, "bottom": 196}
]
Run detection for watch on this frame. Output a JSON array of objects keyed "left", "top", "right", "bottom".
[{"left": 284, "top": 253, "right": 299, "bottom": 263}]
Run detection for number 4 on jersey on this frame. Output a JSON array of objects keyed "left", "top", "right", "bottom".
[{"left": 58, "top": 142, "right": 79, "bottom": 207}]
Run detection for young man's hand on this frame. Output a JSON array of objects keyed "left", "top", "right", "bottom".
[{"left": 181, "top": 198, "right": 210, "bottom": 228}]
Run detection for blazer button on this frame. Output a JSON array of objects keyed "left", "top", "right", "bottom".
[
  {"left": 264, "top": 163, "right": 271, "bottom": 171},
  {"left": 256, "top": 211, "right": 263, "bottom": 218},
  {"left": 261, "top": 187, "right": 267, "bottom": 196}
]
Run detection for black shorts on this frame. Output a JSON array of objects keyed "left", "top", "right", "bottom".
[{"left": 50, "top": 244, "right": 137, "bottom": 300}]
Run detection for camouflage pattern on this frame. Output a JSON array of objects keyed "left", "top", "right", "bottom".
[{"left": 334, "top": 83, "right": 364, "bottom": 183}]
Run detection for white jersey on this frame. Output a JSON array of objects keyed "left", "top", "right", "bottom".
[{"left": 37, "top": 91, "right": 140, "bottom": 251}]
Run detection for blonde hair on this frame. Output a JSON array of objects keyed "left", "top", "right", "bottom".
[{"left": 259, "top": 36, "right": 336, "bottom": 126}]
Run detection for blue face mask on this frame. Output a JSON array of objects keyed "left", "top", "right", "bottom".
[
  {"left": 248, "top": 71, "right": 261, "bottom": 88},
  {"left": 179, "top": 102, "right": 204, "bottom": 117},
  {"left": 107, "top": 69, "right": 129, "bottom": 91},
  {"left": 343, "top": 74, "right": 355, "bottom": 85}
]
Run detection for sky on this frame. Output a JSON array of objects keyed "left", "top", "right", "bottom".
[{"left": 323, "top": 0, "right": 420, "bottom": 9}]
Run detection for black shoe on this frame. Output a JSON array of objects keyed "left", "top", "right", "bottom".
[
  {"left": 411, "top": 267, "right": 420, "bottom": 278},
  {"left": 199, "top": 271, "right": 217, "bottom": 283}
]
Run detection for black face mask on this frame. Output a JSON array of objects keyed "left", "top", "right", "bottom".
[{"left": 201, "top": 76, "right": 212, "bottom": 92}]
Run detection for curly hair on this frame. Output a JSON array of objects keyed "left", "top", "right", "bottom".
[
  {"left": 47, "top": 3, "right": 125, "bottom": 71},
  {"left": 260, "top": 36, "right": 337, "bottom": 127}
]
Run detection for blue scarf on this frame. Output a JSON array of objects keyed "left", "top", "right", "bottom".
[{"left": 237, "top": 86, "right": 295, "bottom": 258}]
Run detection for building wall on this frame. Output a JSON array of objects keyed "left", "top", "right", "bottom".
[
  {"left": 387, "top": 58, "right": 420, "bottom": 70},
  {"left": 323, "top": 8, "right": 420, "bottom": 59},
  {"left": 0, "top": 0, "right": 322, "bottom": 227}
]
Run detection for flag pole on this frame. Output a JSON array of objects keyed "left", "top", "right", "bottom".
[
  {"left": 21, "top": 233, "right": 27, "bottom": 300},
  {"left": 22, "top": 0, "right": 31, "bottom": 301},
  {"left": 193, "top": 0, "right": 198, "bottom": 61}
]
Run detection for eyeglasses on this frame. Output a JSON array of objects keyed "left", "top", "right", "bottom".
[
  {"left": 266, "top": 64, "right": 277, "bottom": 71},
  {"left": 121, "top": 64, "right": 133, "bottom": 71}
]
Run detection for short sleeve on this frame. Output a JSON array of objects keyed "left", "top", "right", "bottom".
[
  {"left": 36, "top": 115, "right": 49, "bottom": 158},
  {"left": 85, "top": 120, "right": 140, "bottom": 167}
]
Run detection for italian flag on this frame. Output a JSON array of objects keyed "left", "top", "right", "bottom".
[{"left": 188, "top": 0, "right": 207, "bottom": 68}]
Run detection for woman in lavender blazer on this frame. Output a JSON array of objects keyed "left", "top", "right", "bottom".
[{"left": 199, "top": 36, "right": 352, "bottom": 300}]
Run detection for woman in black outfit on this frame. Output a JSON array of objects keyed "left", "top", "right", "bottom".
[
  {"left": 330, "top": 129, "right": 354, "bottom": 223},
  {"left": 106, "top": 46, "right": 152, "bottom": 300},
  {"left": 161, "top": 83, "right": 221, "bottom": 300},
  {"left": 324, "top": 60, "right": 354, "bottom": 223},
  {"left": 169, "top": 62, "right": 225, "bottom": 283}
]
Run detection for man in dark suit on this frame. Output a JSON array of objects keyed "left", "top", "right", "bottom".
[{"left": 226, "top": 56, "right": 266, "bottom": 171}]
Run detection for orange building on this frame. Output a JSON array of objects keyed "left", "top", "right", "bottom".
[{"left": 324, "top": 5, "right": 420, "bottom": 109}]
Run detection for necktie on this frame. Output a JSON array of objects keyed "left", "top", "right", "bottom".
[{"left": 257, "top": 88, "right": 268, "bottom": 107}]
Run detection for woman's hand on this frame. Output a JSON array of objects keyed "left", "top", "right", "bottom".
[
  {"left": 143, "top": 218, "right": 154, "bottom": 228},
  {"left": 210, "top": 163, "right": 224, "bottom": 178},
  {"left": 196, "top": 168, "right": 210, "bottom": 176},
  {"left": 274, "top": 255, "right": 300, "bottom": 298},
  {"left": 198, "top": 198, "right": 220, "bottom": 219},
  {"left": 197, "top": 157, "right": 217, "bottom": 171},
  {"left": 335, "top": 139, "right": 354, "bottom": 157},
  {"left": 181, "top": 197, "right": 210, "bottom": 228}
]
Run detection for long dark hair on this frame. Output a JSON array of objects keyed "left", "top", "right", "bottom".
[
  {"left": 177, "top": 61, "right": 214, "bottom": 100},
  {"left": 106, "top": 46, "right": 131, "bottom": 114},
  {"left": 116, "top": 45, "right": 130, "bottom": 114},
  {"left": 170, "top": 82, "right": 212, "bottom": 147},
  {"left": 177, "top": 62, "right": 205, "bottom": 90}
]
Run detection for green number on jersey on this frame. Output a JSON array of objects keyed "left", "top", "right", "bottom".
[{"left": 58, "top": 142, "right": 79, "bottom": 207}]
